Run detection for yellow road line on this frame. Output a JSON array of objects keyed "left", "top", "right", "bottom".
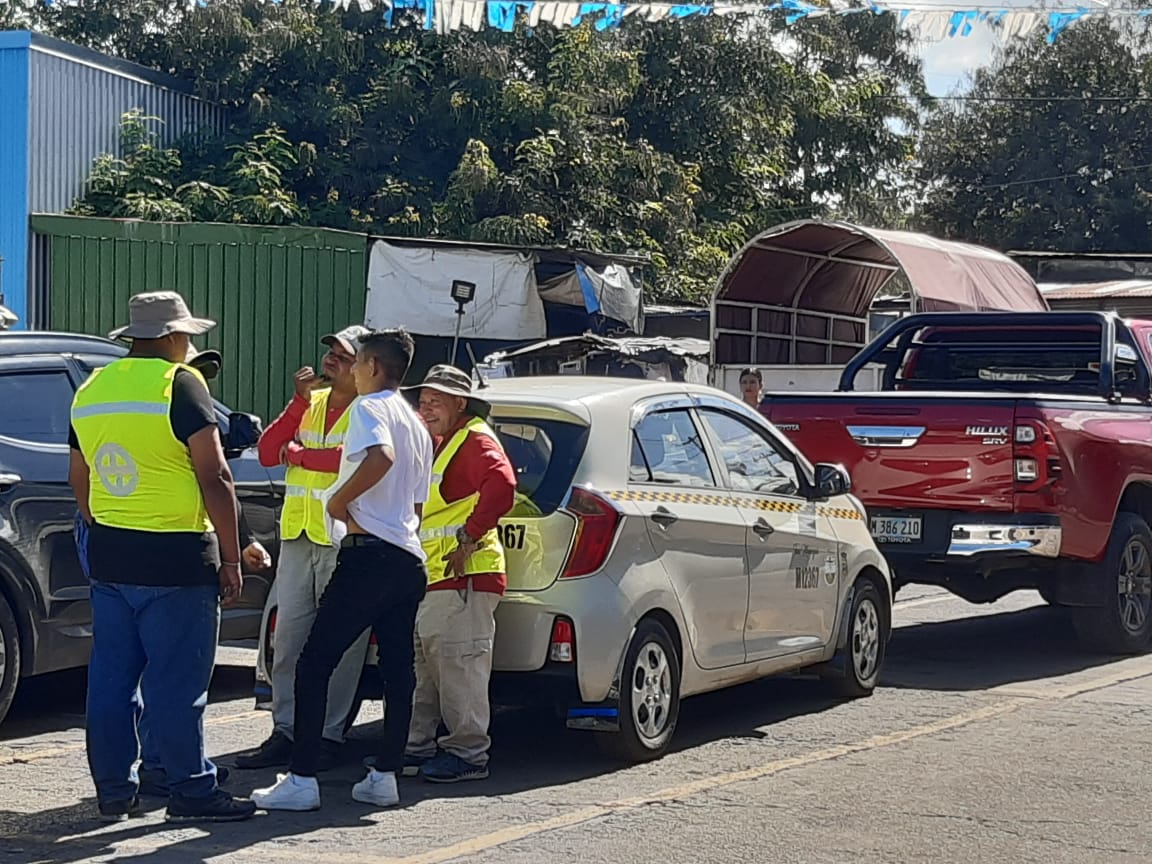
[{"left": 0, "top": 710, "right": 263, "bottom": 766}]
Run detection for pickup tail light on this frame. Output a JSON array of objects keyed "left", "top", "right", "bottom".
[
  {"left": 560, "top": 487, "right": 621, "bottom": 579},
  {"left": 549, "top": 617, "right": 575, "bottom": 663},
  {"left": 1013, "top": 418, "right": 1061, "bottom": 490}
]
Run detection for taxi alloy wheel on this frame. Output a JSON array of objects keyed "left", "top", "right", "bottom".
[
  {"left": 598, "top": 619, "right": 681, "bottom": 763},
  {"left": 835, "top": 579, "right": 887, "bottom": 698}
]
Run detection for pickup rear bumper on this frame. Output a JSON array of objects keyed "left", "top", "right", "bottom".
[
  {"left": 947, "top": 522, "right": 1062, "bottom": 558},
  {"left": 872, "top": 510, "right": 1072, "bottom": 603}
]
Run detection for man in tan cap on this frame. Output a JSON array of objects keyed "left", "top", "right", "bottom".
[
  {"left": 236, "top": 324, "right": 370, "bottom": 771},
  {"left": 402, "top": 365, "right": 516, "bottom": 783},
  {"left": 69, "top": 291, "right": 256, "bottom": 823}
]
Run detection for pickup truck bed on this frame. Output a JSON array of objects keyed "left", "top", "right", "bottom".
[{"left": 765, "top": 312, "right": 1152, "bottom": 654}]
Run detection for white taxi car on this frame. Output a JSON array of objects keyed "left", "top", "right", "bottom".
[{"left": 256, "top": 378, "right": 892, "bottom": 761}]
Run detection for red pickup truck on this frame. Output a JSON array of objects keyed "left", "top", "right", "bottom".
[{"left": 764, "top": 311, "right": 1152, "bottom": 654}]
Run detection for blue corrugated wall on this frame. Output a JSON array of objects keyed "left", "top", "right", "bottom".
[{"left": 0, "top": 32, "right": 31, "bottom": 327}]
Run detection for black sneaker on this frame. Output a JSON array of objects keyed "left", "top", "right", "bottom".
[
  {"left": 139, "top": 765, "right": 231, "bottom": 797},
  {"left": 235, "top": 731, "right": 293, "bottom": 770},
  {"left": 98, "top": 797, "right": 141, "bottom": 823},
  {"left": 317, "top": 738, "right": 342, "bottom": 773},
  {"left": 165, "top": 790, "right": 257, "bottom": 823}
]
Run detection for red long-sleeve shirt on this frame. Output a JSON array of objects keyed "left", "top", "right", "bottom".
[
  {"left": 431, "top": 422, "right": 517, "bottom": 595},
  {"left": 257, "top": 393, "right": 348, "bottom": 474}
]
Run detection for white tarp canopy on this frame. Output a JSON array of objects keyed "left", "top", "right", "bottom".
[{"left": 365, "top": 240, "right": 547, "bottom": 340}]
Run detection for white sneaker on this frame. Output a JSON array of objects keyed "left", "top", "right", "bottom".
[
  {"left": 251, "top": 773, "right": 321, "bottom": 811},
  {"left": 352, "top": 769, "right": 399, "bottom": 807}
]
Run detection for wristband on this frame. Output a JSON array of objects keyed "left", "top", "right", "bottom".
[{"left": 221, "top": 561, "right": 241, "bottom": 569}]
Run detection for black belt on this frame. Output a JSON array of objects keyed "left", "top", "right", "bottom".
[{"left": 341, "top": 534, "right": 388, "bottom": 548}]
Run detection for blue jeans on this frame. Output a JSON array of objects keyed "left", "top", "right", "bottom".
[{"left": 86, "top": 581, "right": 221, "bottom": 802}]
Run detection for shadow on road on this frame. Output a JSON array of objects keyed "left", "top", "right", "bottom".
[
  {"left": 882, "top": 604, "right": 1115, "bottom": 691},
  {"left": 1, "top": 664, "right": 257, "bottom": 743}
]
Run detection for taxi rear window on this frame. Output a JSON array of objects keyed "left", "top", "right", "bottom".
[{"left": 492, "top": 419, "right": 589, "bottom": 516}]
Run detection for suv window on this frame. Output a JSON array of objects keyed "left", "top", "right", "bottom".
[
  {"left": 631, "top": 409, "right": 715, "bottom": 487},
  {"left": 492, "top": 418, "right": 589, "bottom": 515},
  {"left": 698, "top": 409, "right": 799, "bottom": 496},
  {"left": 0, "top": 371, "right": 75, "bottom": 445}
]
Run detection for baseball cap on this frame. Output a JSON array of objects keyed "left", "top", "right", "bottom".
[{"left": 321, "top": 325, "right": 371, "bottom": 357}]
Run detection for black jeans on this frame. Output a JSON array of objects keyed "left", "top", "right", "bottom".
[{"left": 289, "top": 536, "right": 427, "bottom": 777}]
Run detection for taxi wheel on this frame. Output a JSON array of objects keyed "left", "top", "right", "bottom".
[
  {"left": 0, "top": 593, "right": 20, "bottom": 726},
  {"left": 834, "top": 579, "right": 887, "bottom": 699},
  {"left": 597, "top": 620, "right": 681, "bottom": 763}
]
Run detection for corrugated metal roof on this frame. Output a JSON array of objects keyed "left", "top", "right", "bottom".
[{"left": 1038, "top": 280, "right": 1152, "bottom": 300}]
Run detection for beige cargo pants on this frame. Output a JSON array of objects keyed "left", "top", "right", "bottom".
[
  {"left": 271, "top": 537, "right": 370, "bottom": 743},
  {"left": 405, "top": 582, "right": 501, "bottom": 766}
]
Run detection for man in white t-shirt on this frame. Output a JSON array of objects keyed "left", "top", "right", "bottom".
[{"left": 253, "top": 329, "right": 433, "bottom": 812}]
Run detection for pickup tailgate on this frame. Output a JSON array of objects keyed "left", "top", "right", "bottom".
[{"left": 767, "top": 395, "right": 1018, "bottom": 514}]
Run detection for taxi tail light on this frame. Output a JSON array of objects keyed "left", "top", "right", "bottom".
[
  {"left": 549, "top": 617, "right": 575, "bottom": 663},
  {"left": 1013, "top": 415, "right": 1061, "bottom": 491},
  {"left": 560, "top": 487, "right": 621, "bottom": 579}
]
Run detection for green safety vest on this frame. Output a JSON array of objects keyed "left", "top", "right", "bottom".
[
  {"left": 420, "top": 417, "right": 507, "bottom": 585},
  {"left": 71, "top": 358, "right": 211, "bottom": 533}
]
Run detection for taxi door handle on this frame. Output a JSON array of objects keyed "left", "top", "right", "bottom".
[
  {"left": 650, "top": 506, "right": 678, "bottom": 528},
  {"left": 752, "top": 518, "right": 775, "bottom": 538},
  {"left": 0, "top": 472, "right": 21, "bottom": 493}
]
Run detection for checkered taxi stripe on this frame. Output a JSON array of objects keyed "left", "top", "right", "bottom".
[{"left": 604, "top": 489, "right": 863, "bottom": 522}]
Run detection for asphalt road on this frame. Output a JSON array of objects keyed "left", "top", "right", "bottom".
[{"left": 2, "top": 585, "right": 1152, "bottom": 864}]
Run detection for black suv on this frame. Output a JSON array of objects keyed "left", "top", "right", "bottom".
[{"left": 0, "top": 332, "right": 285, "bottom": 725}]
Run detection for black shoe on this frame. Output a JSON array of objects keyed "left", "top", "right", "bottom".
[
  {"left": 235, "top": 731, "right": 293, "bottom": 770},
  {"left": 165, "top": 790, "right": 257, "bottom": 823},
  {"left": 98, "top": 797, "right": 141, "bottom": 823},
  {"left": 317, "top": 738, "right": 342, "bottom": 772},
  {"left": 139, "top": 765, "right": 231, "bottom": 797}
]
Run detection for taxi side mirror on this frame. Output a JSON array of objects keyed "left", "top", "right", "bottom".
[{"left": 812, "top": 463, "right": 851, "bottom": 499}]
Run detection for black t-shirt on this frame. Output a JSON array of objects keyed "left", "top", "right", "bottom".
[{"left": 70, "top": 367, "right": 222, "bottom": 588}]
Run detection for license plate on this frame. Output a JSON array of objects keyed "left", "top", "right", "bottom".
[{"left": 870, "top": 516, "right": 922, "bottom": 543}]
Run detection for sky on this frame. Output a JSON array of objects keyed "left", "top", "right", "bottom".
[{"left": 919, "top": 23, "right": 1001, "bottom": 94}]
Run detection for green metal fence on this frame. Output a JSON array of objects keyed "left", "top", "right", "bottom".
[{"left": 31, "top": 215, "right": 369, "bottom": 424}]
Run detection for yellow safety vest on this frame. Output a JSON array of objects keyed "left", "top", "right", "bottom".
[
  {"left": 421, "top": 417, "right": 507, "bottom": 585},
  {"left": 280, "top": 388, "right": 352, "bottom": 546},
  {"left": 71, "top": 358, "right": 211, "bottom": 533}
]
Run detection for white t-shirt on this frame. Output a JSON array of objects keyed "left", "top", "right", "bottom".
[{"left": 322, "top": 390, "right": 433, "bottom": 560}]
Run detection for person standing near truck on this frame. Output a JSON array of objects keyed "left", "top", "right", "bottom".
[
  {"left": 738, "top": 367, "right": 763, "bottom": 410},
  {"left": 236, "top": 325, "right": 370, "bottom": 772},
  {"left": 403, "top": 365, "right": 517, "bottom": 783}
]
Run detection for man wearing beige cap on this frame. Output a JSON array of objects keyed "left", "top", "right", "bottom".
[
  {"left": 236, "top": 325, "right": 370, "bottom": 771},
  {"left": 69, "top": 291, "right": 256, "bottom": 823}
]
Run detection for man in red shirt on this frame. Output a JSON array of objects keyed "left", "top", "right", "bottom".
[
  {"left": 236, "top": 325, "right": 369, "bottom": 771},
  {"left": 403, "top": 365, "right": 516, "bottom": 783}
]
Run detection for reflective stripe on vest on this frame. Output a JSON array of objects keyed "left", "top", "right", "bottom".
[
  {"left": 280, "top": 388, "right": 352, "bottom": 546},
  {"left": 71, "top": 358, "right": 210, "bottom": 533},
  {"left": 421, "top": 417, "right": 506, "bottom": 586}
]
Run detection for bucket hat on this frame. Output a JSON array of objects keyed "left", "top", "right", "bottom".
[
  {"left": 108, "top": 291, "right": 215, "bottom": 340},
  {"left": 404, "top": 364, "right": 490, "bottom": 419}
]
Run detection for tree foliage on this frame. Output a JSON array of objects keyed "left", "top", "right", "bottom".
[
  {"left": 918, "top": 20, "right": 1152, "bottom": 252},
  {"left": 25, "top": 0, "right": 926, "bottom": 302}
]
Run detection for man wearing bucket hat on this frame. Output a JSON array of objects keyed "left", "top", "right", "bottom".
[
  {"left": 127, "top": 344, "right": 271, "bottom": 799},
  {"left": 402, "top": 364, "right": 516, "bottom": 783},
  {"left": 69, "top": 291, "right": 256, "bottom": 823},
  {"left": 236, "top": 324, "right": 371, "bottom": 771}
]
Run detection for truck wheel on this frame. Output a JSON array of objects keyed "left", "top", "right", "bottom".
[
  {"left": 0, "top": 593, "right": 21, "bottom": 726},
  {"left": 1073, "top": 513, "right": 1152, "bottom": 654},
  {"left": 832, "top": 579, "right": 888, "bottom": 698},
  {"left": 596, "top": 620, "right": 681, "bottom": 762}
]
